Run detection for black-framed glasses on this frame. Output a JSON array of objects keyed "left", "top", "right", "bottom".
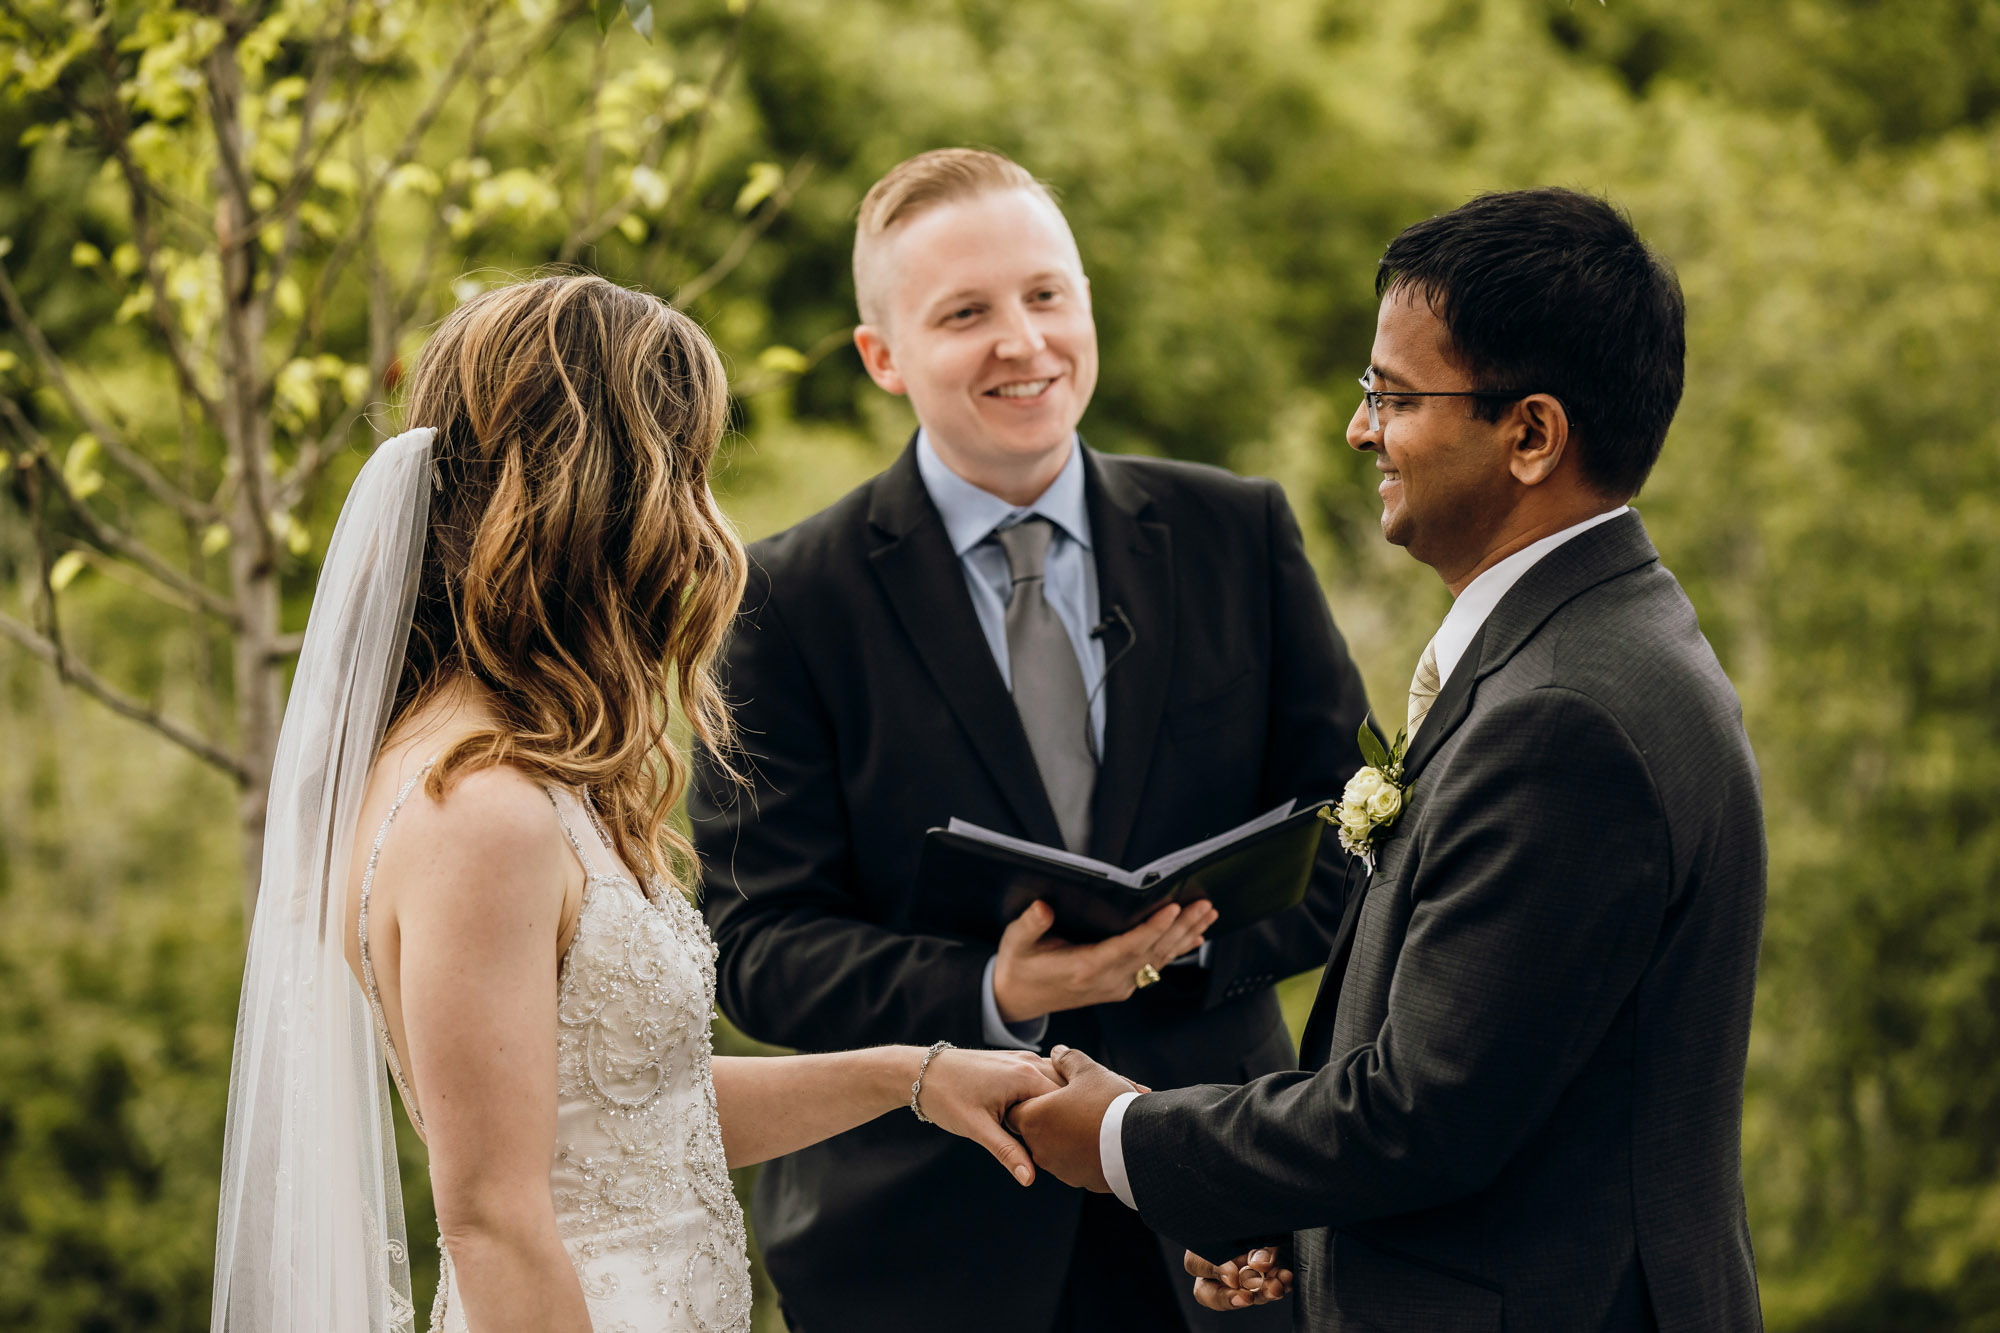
[{"left": 1357, "top": 367, "right": 1546, "bottom": 433}]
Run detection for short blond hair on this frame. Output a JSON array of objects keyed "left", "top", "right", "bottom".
[{"left": 852, "top": 148, "right": 1067, "bottom": 326}]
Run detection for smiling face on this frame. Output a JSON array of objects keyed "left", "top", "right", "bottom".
[
  {"left": 1345, "top": 287, "right": 1524, "bottom": 586},
  {"left": 854, "top": 188, "right": 1098, "bottom": 504}
]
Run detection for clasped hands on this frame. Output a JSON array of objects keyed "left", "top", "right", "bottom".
[
  {"left": 935, "top": 899, "right": 1291, "bottom": 1310},
  {"left": 1003, "top": 1044, "right": 1293, "bottom": 1311}
]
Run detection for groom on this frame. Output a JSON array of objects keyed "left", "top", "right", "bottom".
[{"left": 1014, "top": 189, "right": 1767, "bottom": 1331}]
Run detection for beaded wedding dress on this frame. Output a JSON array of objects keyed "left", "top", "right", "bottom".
[{"left": 358, "top": 767, "right": 753, "bottom": 1333}]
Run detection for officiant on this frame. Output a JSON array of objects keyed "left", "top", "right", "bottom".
[{"left": 689, "top": 148, "right": 1369, "bottom": 1333}]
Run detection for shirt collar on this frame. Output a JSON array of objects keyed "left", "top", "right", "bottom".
[
  {"left": 1430, "top": 505, "right": 1631, "bottom": 686},
  {"left": 915, "top": 429, "right": 1092, "bottom": 556}
]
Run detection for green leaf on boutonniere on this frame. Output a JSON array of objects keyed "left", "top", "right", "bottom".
[{"left": 1358, "top": 720, "right": 1392, "bottom": 772}]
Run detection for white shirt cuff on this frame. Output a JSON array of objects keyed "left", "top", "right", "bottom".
[
  {"left": 981, "top": 955, "right": 1049, "bottom": 1051},
  {"left": 1102, "top": 1090, "right": 1141, "bottom": 1209}
]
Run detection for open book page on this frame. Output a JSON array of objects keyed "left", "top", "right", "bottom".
[
  {"left": 1132, "top": 800, "right": 1296, "bottom": 882},
  {"left": 943, "top": 820, "right": 1147, "bottom": 887},
  {"left": 945, "top": 799, "right": 1298, "bottom": 889}
]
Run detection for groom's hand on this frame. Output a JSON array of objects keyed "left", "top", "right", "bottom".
[
  {"left": 1006, "top": 1045, "right": 1139, "bottom": 1193},
  {"left": 993, "top": 899, "right": 1218, "bottom": 1025},
  {"left": 1186, "top": 1247, "right": 1294, "bottom": 1311}
]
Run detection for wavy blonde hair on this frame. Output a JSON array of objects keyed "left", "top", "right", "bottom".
[{"left": 392, "top": 274, "right": 745, "bottom": 892}]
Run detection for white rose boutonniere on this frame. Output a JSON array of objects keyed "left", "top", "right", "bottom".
[{"left": 1317, "top": 722, "right": 1412, "bottom": 873}]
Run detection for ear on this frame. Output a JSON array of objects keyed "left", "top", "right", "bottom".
[
  {"left": 853, "top": 324, "right": 907, "bottom": 396},
  {"left": 1506, "top": 393, "right": 1570, "bottom": 487}
]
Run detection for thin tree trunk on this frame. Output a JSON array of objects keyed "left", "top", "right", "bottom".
[
  {"left": 231, "top": 549, "right": 280, "bottom": 921},
  {"left": 210, "top": 34, "right": 283, "bottom": 920}
]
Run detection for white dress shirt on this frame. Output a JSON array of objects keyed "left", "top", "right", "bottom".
[{"left": 1098, "top": 504, "right": 1632, "bottom": 1209}]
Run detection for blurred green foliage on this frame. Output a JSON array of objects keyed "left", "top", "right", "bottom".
[{"left": 5, "top": 0, "right": 2000, "bottom": 1329}]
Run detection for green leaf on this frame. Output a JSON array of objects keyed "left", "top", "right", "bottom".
[
  {"left": 625, "top": 0, "right": 654, "bottom": 40},
  {"left": 48, "top": 551, "right": 87, "bottom": 592},
  {"left": 756, "top": 345, "right": 809, "bottom": 375},
  {"left": 734, "top": 161, "right": 785, "bottom": 216},
  {"left": 596, "top": 0, "right": 622, "bottom": 33},
  {"left": 115, "top": 288, "right": 153, "bottom": 323},
  {"left": 63, "top": 433, "right": 104, "bottom": 499},
  {"left": 1357, "top": 720, "right": 1391, "bottom": 772}
]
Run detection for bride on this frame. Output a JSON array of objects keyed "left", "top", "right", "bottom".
[{"left": 211, "top": 274, "right": 1061, "bottom": 1333}]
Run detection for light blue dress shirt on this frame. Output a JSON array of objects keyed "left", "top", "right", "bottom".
[
  {"left": 915, "top": 431, "right": 1108, "bottom": 751},
  {"left": 916, "top": 431, "right": 1107, "bottom": 1053}
]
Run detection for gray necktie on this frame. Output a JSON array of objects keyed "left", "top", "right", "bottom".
[{"left": 994, "top": 518, "right": 1096, "bottom": 852}]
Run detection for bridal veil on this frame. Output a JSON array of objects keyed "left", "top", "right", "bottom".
[{"left": 211, "top": 428, "right": 434, "bottom": 1332}]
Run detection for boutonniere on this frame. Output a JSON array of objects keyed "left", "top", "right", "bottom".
[{"left": 1318, "top": 722, "right": 1412, "bottom": 873}]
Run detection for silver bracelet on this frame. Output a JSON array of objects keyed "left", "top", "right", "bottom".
[{"left": 909, "top": 1040, "right": 956, "bottom": 1124}]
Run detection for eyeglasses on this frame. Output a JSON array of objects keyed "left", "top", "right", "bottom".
[{"left": 1357, "top": 367, "right": 1547, "bottom": 433}]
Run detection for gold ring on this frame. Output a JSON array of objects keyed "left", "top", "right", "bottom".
[{"left": 1134, "top": 963, "right": 1163, "bottom": 990}]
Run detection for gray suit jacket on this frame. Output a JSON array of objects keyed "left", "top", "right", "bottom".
[{"left": 1122, "top": 512, "right": 1766, "bottom": 1331}]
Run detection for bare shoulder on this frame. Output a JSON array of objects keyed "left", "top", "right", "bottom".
[{"left": 372, "top": 761, "right": 576, "bottom": 921}]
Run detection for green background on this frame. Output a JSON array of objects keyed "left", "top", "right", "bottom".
[{"left": 4, "top": 1, "right": 1999, "bottom": 1329}]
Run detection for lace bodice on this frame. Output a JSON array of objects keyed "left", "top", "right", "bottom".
[{"left": 358, "top": 766, "right": 751, "bottom": 1333}]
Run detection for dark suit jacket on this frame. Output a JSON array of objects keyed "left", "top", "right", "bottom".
[
  {"left": 689, "top": 440, "right": 1370, "bottom": 1333},
  {"left": 1121, "top": 512, "right": 1766, "bottom": 1332}
]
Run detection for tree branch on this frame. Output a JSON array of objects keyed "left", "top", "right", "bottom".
[
  {"left": 0, "top": 257, "right": 216, "bottom": 525},
  {"left": 274, "top": 232, "right": 397, "bottom": 510},
  {"left": 81, "top": 34, "right": 228, "bottom": 432},
  {"left": 249, "top": 0, "right": 364, "bottom": 232},
  {"left": 255, "top": 0, "right": 372, "bottom": 314},
  {"left": 0, "top": 612, "right": 250, "bottom": 783},
  {"left": 673, "top": 156, "right": 814, "bottom": 308},
  {"left": 0, "top": 399, "right": 241, "bottom": 626},
  {"left": 726, "top": 323, "right": 854, "bottom": 398},
  {"left": 580, "top": 35, "right": 610, "bottom": 228},
  {"left": 290, "top": 0, "right": 537, "bottom": 365},
  {"left": 203, "top": 13, "right": 260, "bottom": 234},
  {"left": 657, "top": 0, "right": 757, "bottom": 242},
  {"left": 578, "top": 3, "right": 759, "bottom": 268},
  {"left": 67, "top": 546, "right": 217, "bottom": 619}
]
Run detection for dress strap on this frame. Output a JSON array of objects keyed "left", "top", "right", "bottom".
[
  {"left": 544, "top": 785, "right": 623, "bottom": 883},
  {"left": 357, "top": 758, "right": 437, "bottom": 1133}
]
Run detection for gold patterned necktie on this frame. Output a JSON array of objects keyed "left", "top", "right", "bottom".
[{"left": 1406, "top": 636, "right": 1442, "bottom": 744}]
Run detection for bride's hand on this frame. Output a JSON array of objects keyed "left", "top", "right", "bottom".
[{"left": 914, "top": 1049, "right": 1062, "bottom": 1186}]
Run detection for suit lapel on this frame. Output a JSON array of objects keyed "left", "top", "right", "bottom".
[
  {"left": 1295, "top": 511, "right": 1665, "bottom": 1061},
  {"left": 1398, "top": 622, "right": 1487, "bottom": 785},
  {"left": 1469, "top": 510, "right": 1661, "bottom": 683},
  {"left": 1082, "top": 450, "right": 1175, "bottom": 866},
  {"left": 865, "top": 441, "right": 1065, "bottom": 847},
  {"left": 1402, "top": 511, "right": 1661, "bottom": 785},
  {"left": 1296, "top": 860, "right": 1361, "bottom": 1070}
]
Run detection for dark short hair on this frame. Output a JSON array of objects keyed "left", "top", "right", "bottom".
[{"left": 1376, "top": 189, "right": 1686, "bottom": 499}]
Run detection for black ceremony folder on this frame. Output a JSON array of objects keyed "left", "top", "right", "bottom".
[{"left": 918, "top": 799, "right": 1331, "bottom": 943}]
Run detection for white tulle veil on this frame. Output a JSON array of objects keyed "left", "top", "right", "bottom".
[{"left": 211, "top": 427, "right": 435, "bottom": 1332}]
